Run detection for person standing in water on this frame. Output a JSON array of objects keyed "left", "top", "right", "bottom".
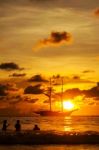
[
  {"left": 2, "top": 120, "right": 9, "bottom": 131},
  {"left": 33, "top": 124, "right": 40, "bottom": 131},
  {"left": 15, "top": 120, "right": 21, "bottom": 132}
]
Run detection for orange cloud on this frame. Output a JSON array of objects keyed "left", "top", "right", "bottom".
[
  {"left": 94, "top": 8, "right": 99, "bottom": 16},
  {"left": 33, "top": 31, "right": 72, "bottom": 50}
]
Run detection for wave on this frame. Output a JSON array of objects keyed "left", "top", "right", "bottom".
[{"left": 0, "top": 130, "right": 99, "bottom": 145}]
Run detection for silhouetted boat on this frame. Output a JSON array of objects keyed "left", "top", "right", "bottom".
[
  {"left": 35, "top": 77, "right": 76, "bottom": 116},
  {"left": 35, "top": 110, "right": 75, "bottom": 116}
]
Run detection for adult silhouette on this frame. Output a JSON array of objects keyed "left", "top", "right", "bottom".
[
  {"left": 15, "top": 120, "right": 21, "bottom": 132},
  {"left": 2, "top": 120, "right": 9, "bottom": 131}
]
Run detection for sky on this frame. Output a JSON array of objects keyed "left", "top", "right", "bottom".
[{"left": 0, "top": 0, "right": 99, "bottom": 116}]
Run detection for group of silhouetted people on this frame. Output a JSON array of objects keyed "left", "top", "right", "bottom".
[{"left": 1, "top": 120, "right": 40, "bottom": 132}]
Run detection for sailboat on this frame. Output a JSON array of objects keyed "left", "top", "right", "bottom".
[{"left": 35, "top": 77, "right": 75, "bottom": 116}]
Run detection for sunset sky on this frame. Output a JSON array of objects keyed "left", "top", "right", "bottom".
[{"left": 0, "top": 0, "right": 99, "bottom": 116}]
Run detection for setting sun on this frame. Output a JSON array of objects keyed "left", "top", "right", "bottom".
[{"left": 63, "top": 101, "right": 74, "bottom": 110}]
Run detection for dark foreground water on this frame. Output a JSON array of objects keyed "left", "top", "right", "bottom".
[{"left": 0, "top": 145, "right": 99, "bottom": 150}]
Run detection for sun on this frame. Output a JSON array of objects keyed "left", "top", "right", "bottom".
[{"left": 63, "top": 100, "right": 74, "bottom": 110}]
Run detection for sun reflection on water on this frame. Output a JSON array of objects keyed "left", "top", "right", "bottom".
[{"left": 63, "top": 116, "right": 73, "bottom": 132}]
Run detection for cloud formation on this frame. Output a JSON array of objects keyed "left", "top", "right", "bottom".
[
  {"left": 34, "top": 31, "right": 72, "bottom": 50},
  {"left": 72, "top": 76, "right": 80, "bottom": 80},
  {"left": 82, "top": 70, "right": 95, "bottom": 74},
  {"left": 61, "top": 88, "right": 82, "bottom": 99},
  {"left": 52, "top": 75, "right": 93, "bottom": 86},
  {"left": 0, "top": 83, "right": 19, "bottom": 97},
  {"left": 24, "top": 84, "right": 44, "bottom": 94},
  {"left": 28, "top": 74, "right": 48, "bottom": 82},
  {"left": 94, "top": 8, "right": 99, "bottom": 16},
  {"left": 0, "top": 62, "right": 24, "bottom": 71},
  {"left": 0, "top": 84, "right": 8, "bottom": 96},
  {"left": 24, "top": 98, "right": 38, "bottom": 103},
  {"left": 9, "top": 73, "right": 26, "bottom": 77},
  {"left": 83, "top": 83, "right": 99, "bottom": 98},
  {"left": 60, "top": 82, "right": 99, "bottom": 100}
]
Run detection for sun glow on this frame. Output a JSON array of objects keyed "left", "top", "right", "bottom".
[{"left": 63, "top": 100, "right": 74, "bottom": 110}]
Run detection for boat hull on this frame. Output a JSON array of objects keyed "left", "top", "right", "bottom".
[{"left": 35, "top": 110, "right": 73, "bottom": 116}]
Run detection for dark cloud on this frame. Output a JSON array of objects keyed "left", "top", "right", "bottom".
[
  {"left": 43, "top": 98, "right": 55, "bottom": 103},
  {"left": 0, "top": 84, "right": 8, "bottom": 96},
  {"left": 28, "top": 74, "right": 48, "bottom": 82},
  {"left": 60, "top": 82, "right": 99, "bottom": 100},
  {"left": 52, "top": 74, "right": 61, "bottom": 79},
  {"left": 24, "top": 84, "right": 44, "bottom": 94},
  {"left": 9, "top": 73, "right": 26, "bottom": 77},
  {"left": 0, "top": 83, "right": 19, "bottom": 97},
  {"left": 8, "top": 95, "right": 24, "bottom": 105},
  {"left": 82, "top": 70, "right": 95, "bottom": 74},
  {"left": 0, "top": 62, "right": 24, "bottom": 71},
  {"left": 94, "top": 8, "right": 99, "bottom": 16},
  {"left": 9, "top": 95, "right": 38, "bottom": 104},
  {"left": 9, "top": 99, "right": 21, "bottom": 105},
  {"left": 34, "top": 31, "right": 72, "bottom": 50},
  {"left": 24, "top": 98, "right": 38, "bottom": 103},
  {"left": 63, "top": 88, "right": 82, "bottom": 99},
  {"left": 52, "top": 75, "right": 93, "bottom": 86},
  {"left": 43, "top": 99, "right": 49, "bottom": 103},
  {"left": 72, "top": 76, "right": 80, "bottom": 80},
  {"left": 83, "top": 83, "right": 99, "bottom": 98}
]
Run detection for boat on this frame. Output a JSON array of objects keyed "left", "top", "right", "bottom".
[
  {"left": 35, "top": 77, "right": 76, "bottom": 116},
  {"left": 35, "top": 110, "right": 75, "bottom": 116}
]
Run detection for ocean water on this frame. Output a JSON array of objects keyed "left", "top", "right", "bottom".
[
  {"left": 0, "top": 116, "right": 99, "bottom": 132},
  {"left": 0, "top": 116, "right": 99, "bottom": 150}
]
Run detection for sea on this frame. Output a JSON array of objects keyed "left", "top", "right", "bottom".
[{"left": 0, "top": 116, "right": 99, "bottom": 150}]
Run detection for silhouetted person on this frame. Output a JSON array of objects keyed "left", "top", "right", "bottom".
[
  {"left": 2, "top": 120, "right": 9, "bottom": 131},
  {"left": 15, "top": 120, "right": 21, "bottom": 132},
  {"left": 33, "top": 124, "right": 40, "bottom": 131}
]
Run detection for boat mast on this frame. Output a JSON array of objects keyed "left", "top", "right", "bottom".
[
  {"left": 49, "top": 78, "right": 52, "bottom": 111},
  {"left": 61, "top": 77, "right": 64, "bottom": 112}
]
